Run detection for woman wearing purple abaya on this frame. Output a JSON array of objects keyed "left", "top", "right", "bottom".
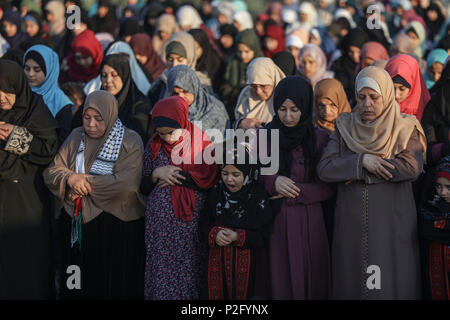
[{"left": 263, "top": 76, "right": 334, "bottom": 299}]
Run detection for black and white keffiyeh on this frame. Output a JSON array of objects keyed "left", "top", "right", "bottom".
[{"left": 78, "top": 119, "right": 125, "bottom": 175}]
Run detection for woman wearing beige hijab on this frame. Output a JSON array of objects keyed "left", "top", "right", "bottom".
[
  {"left": 234, "top": 57, "right": 286, "bottom": 129},
  {"left": 314, "top": 78, "right": 351, "bottom": 134},
  {"left": 317, "top": 66, "right": 426, "bottom": 299},
  {"left": 153, "top": 14, "right": 180, "bottom": 57},
  {"left": 43, "top": 90, "right": 145, "bottom": 299},
  {"left": 148, "top": 31, "right": 212, "bottom": 108}
]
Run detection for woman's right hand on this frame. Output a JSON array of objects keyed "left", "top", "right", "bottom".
[
  {"left": 67, "top": 173, "right": 92, "bottom": 196},
  {"left": 275, "top": 176, "right": 300, "bottom": 199},
  {"left": 362, "top": 154, "right": 395, "bottom": 180},
  {"left": 152, "top": 165, "right": 185, "bottom": 187}
]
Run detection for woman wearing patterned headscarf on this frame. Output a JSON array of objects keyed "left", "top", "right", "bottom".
[
  {"left": 148, "top": 31, "right": 213, "bottom": 109},
  {"left": 44, "top": 90, "right": 145, "bottom": 299},
  {"left": 167, "top": 64, "right": 229, "bottom": 142}
]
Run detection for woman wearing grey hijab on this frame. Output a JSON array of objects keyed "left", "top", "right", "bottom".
[{"left": 167, "top": 64, "right": 229, "bottom": 142}]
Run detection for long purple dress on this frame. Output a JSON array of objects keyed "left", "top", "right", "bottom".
[
  {"left": 143, "top": 149, "right": 207, "bottom": 300},
  {"left": 263, "top": 128, "right": 334, "bottom": 299}
]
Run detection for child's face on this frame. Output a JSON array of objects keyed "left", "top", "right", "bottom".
[
  {"left": 436, "top": 176, "right": 450, "bottom": 203},
  {"left": 221, "top": 165, "right": 245, "bottom": 193}
]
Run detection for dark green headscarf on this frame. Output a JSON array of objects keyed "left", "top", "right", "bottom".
[{"left": 224, "top": 29, "right": 263, "bottom": 88}]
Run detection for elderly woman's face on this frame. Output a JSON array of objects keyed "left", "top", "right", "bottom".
[
  {"left": 83, "top": 107, "right": 106, "bottom": 139},
  {"left": 277, "top": 98, "right": 302, "bottom": 127},
  {"left": 0, "top": 89, "right": 16, "bottom": 110},
  {"left": 101, "top": 64, "right": 124, "bottom": 96},
  {"left": 357, "top": 87, "right": 384, "bottom": 123},
  {"left": 250, "top": 84, "right": 274, "bottom": 101},
  {"left": 317, "top": 97, "right": 339, "bottom": 122},
  {"left": 172, "top": 86, "right": 195, "bottom": 106},
  {"left": 299, "top": 55, "right": 318, "bottom": 78}
]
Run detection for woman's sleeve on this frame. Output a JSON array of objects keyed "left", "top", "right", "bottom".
[
  {"left": 42, "top": 131, "right": 76, "bottom": 202},
  {"left": 316, "top": 129, "right": 365, "bottom": 183},
  {"left": 198, "top": 188, "right": 220, "bottom": 248},
  {"left": 233, "top": 202, "right": 272, "bottom": 249},
  {"left": 290, "top": 181, "right": 335, "bottom": 205},
  {"left": 365, "top": 129, "right": 424, "bottom": 184},
  {"left": 0, "top": 123, "right": 58, "bottom": 180}
]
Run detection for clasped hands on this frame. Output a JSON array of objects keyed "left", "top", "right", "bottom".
[
  {"left": 66, "top": 173, "right": 93, "bottom": 201},
  {"left": 362, "top": 154, "right": 395, "bottom": 181},
  {"left": 151, "top": 165, "right": 186, "bottom": 188},
  {"left": 215, "top": 227, "right": 238, "bottom": 246},
  {"left": 0, "top": 122, "right": 14, "bottom": 141}
]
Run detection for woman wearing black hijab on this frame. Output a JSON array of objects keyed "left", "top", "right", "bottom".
[
  {"left": 100, "top": 53, "right": 152, "bottom": 145},
  {"left": 218, "top": 23, "right": 238, "bottom": 61},
  {"left": 330, "top": 28, "right": 369, "bottom": 106},
  {"left": 272, "top": 51, "right": 299, "bottom": 76},
  {"left": 91, "top": 0, "right": 118, "bottom": 37},
  {"left": 263, "top": 75, "right": 333, "bottom": 299},
  {"left": 189, "top": 28, "right": 224, "bottom": 92},
  {"left": 425, "top": 2, "right": 446, "bottom": 42},
  {"left": 1, "top": 9, "right": 29, "bottom": 49},
  {"left": 0, "top": 60, "right": 59, "bottom": 299}
]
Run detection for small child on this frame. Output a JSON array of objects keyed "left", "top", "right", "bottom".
[
  {"left": 199, "top": 141, "right": 273, "bottom": 300},
  {"left": 419, "top": 156, "right": 450, "bottom": 300}
]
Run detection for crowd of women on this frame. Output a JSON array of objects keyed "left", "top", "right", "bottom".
[{"left": 1, "top": 0, "right": 450, "bottom": 300}]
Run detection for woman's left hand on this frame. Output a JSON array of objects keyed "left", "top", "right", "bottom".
[{"left": 0, "top": 122, "right": 14, "bottom": 141}]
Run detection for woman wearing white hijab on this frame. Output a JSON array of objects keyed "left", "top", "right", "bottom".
[
  {"left": 298, "top": 2, "right": 319, "bottom": 31},
  {"left": 177, "top": 5, "right": 204, "bottom": 31},
  {"left": 84, "top": 41, "right": 151, "bottom": 96},
  {"left": 232, "top": 11, "right": 254, "bottom": 32}
]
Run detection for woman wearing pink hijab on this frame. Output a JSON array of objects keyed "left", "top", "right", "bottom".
[
  {"left": 355, "top": 41, "right": 390, "bottom": 74},
  {"left": 385, "top": 54, "right": 431, "bottom": 121}
]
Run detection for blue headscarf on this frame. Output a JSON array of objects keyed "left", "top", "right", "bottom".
[
  {"left": 424, "top": 48, "right": 448, "bottom": 89},
  {"left": 23, "top": 45, "right": 73, "bottom": 117}
]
